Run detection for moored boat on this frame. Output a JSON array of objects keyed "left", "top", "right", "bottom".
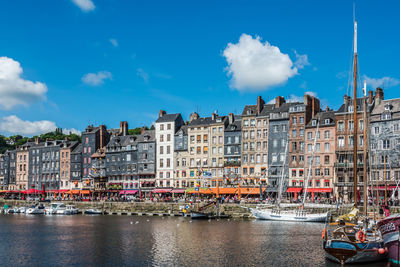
[
  {"left": 377, "top": 214, "right": 400, "bottom": 264},
  {"left": 84, "top": 208, "right": 103, "bottom": 215},
  {"left": 26, "top": 204, "right": 46, "bottom": 214},
  {"left": 251, "top": 208, "right": 327, "bottom": 222}
]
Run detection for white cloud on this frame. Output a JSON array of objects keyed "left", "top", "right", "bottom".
[
  {"left": 137, "top": 68, "right": 149, "bottom": 83},
  {"left": 363, "top": 75, "right": 400, "bottom": 89},
  {"left": 82, "top": 71, "right": 112, "bottom": 86},
  {"left": 0, "top": 57, "right": 47, "bottom": 110},
  {"left": 63, "top": 128, "right": 81, "bottom": 135},
  {"left": 223, "top": 34, "right": 298, "bottom": 91},
  {"left": 71, "top": 0, "right": 95, "bottom": 12},
  {"left": 0, "top": 115, "right": 81, "bottom": 136},
  {"left": 109, "top": 38, "right": 118, "bottom": 47},
  {"left": 294, "top": 50, "right": 310, "bottom": 69},
  {"left": 0, "top": 115, "right": 57, "bottom": 136}
]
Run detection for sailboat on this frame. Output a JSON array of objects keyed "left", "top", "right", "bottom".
[
  {"left": 322, "top": 19, "right": 386, "bottom": 264},
  {"left": 250, "top": 131, "right": 328, "bottom": 222}
]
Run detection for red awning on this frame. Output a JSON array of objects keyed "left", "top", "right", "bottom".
[
  {"left": 120, "top": 190, "right": 138, "bottom": 195},
  {"left": 153, "top": 188, "right": 172, "bottom": 193},
  {"left": 307, "top": 188, "right": 332, "bottom": 193},
  {"left": 370, "top": 186, "right": 398, "bottom": 191},
  {"left": 171, "top": 189, "right": 186, "bottom": 194},
  {"left": 22, "top": 189, "right": 43, "bottom": 194},
  {"left": 287, "top": 187, "right": 303, "bottom": 193}
]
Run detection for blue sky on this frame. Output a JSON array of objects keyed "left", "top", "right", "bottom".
[{"left": 0, "top": 0, "right": 399, "bottom": 136}]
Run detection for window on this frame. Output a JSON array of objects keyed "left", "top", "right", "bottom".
[
  {"left": 167, "top": 134, "right": 171, "bottom": 142},
  {"left": 324, "top": 130, "right": 330, "bottom": 139},
  {"left": 250, "top": 119, "right": 255, "bottom": 126},
  {"left": 243, "top": 120, "right": 249, "bottom": 127},
  {"left": 324, "top": 168, "right": 330, "bottom": 176},
  {"left": 160, "top": 146, "right": 164, "bottom": 154},
  {"left": 338, "top": 121, "right": 344, "bottom": 132},
  {"left": 167, "top": 123, "right": 171, "bottom": 130},
  {"left": 375, "top": 127, "right": 380, "bottom": 134},
  {"left": 300, "top": 117, "right": 304, "bottom": 124},
  {"left": 348, "top": 121, "right": 354, "bottom": 131},
  {"left": 160, "top": 135, "right": 164, "bottom": 142},
  {"left": 292, "top": 142, "right": 297, "bottom": 151},
  {"left": 307, "top": 144, "right": 313, "bottom": 152},
  {"left": 312, "top": 120, "right": 317, "bottom": 126},
  {"left": 282, "top": 125, "right": 287, "bottom": 132},
  {"left": 324, "top": 155, "right": 330, "bottom": 165},
  {"left": 383, "top": 140, "right": 390, "bottom": 149},
  {"left": 324, "top": 143, "right": 330, "bottom": 152},
  {"left": 273, "top": 139, "right": 278, "bottom": 148},
  {"left": 307, "top": 132, "right": 313, "bottom": 140},
  {"left": 348, "top": 136, "right": 354, "bottom": 147},
  {"left": 273, "top": 125, "right": 279, "bottom": 132},
  {"left": 167, "top": 146, "right": 170, "bottom": 154},
  {"left": 338, "top": 137, "right": 344, "bottom": 147},
  {"left": 203, "top": 134, "right": 208, "bottom": 142},
  {"left": 292, "top": 130, "right": 297, "bottom": 137},
  {"left": 167, "top": 159, "right": 170, "bottom": 167},
  {"left": 292, "top": 117, "right": 297, "bottom": 124},
  {"left": 299, "top": 129, "right": 304, "bottom": 137}
]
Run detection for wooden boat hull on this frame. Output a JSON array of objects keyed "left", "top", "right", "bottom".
[
  {"left": 250, "top": 208, "right": 328, "bottom": 222},
  {"left": 190, "top": 212, "right": 209, "bottom": 219},
  {"left": 323, "top": 240, "right": 386, "bottom": 264},
  {"left": 378, "top": 214, "right": 400, "bottom": 264}
]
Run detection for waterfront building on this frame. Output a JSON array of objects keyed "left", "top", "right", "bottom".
[
  {"left": 303, "top": 109, "right": 336, "bottom": 201},
  {"left": 0, "top": 154, "right": 4, "bottom": 188},
  {"left": 209, "top": 113, "right": 228, "bottom": 187},
  {"left": 174, "top": 125, "right": 190, "bottom": 188},
  {"left": 155, "top": 111, "right": 184, "bottom": 189},
  {"left": 369, "top": 92, "right": 400, "bottom": 197},
  {"left": 60, "top": 141, "right": 79, "bottom": 190},
  {"left": 187, "top": 112, "right": 213, "bottom": 187},
  {"left": 16, "top": 142, "right": 30, "bottom": 190},
  {"left": 224, "top": 113, "right": 242, "bottom": 186},
  {"left": 287, "top": 94, "right": 320, "bottom": 199},
  {"left": 241, "top": 96, "right": 277, "bottom": 188},
  {"left": 7, "top": 150, "right": 16, "bottom": 190},
  {"left": 334, "top": 89, "right": 377, "bottom": 201},
  {"left": 82, "top": 125, "right": 110, "bottom": 189},
  {"left": 137, "top": 129, "right": 156, "bottom": 197},
  {"left": 105, "top": 134, "right": 139, "bottom": 192},
  {"left": 267, "top": 97, "right": 295, "bottom": 195},
  {"left": 70, "top": 144, "right": 82, "bottom": 189}
]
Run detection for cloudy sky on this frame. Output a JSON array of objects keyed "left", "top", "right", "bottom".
[{"left": 0, "top": 0, "right": 399, "bottom": 136}]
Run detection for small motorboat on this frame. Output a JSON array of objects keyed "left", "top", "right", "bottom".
[
  {"left": 84, "top": 208, "right": 103, "bottom": 215},
  {"left": 18, "top": 207, "right": 27, "bottom": 214},
  {"left": 26, "top": 204, "right": 46, "bottom": 215},
  {"left": 58, "top": 205, "right": 79, "bottom": 215},
  {"left": 45, "top": 203, "right": 66, "bottom": 215}
]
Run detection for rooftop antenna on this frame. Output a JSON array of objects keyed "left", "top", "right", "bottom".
[{"left": 363, "top": 80, "right": 367, "bottom": 96}]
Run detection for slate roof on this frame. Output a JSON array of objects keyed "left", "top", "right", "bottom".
[
  {"left": 336, "top": 98, "right": 367, "bottom": 113},
  {"left": 71, "top": 144, "right": 82, "bottom": 154},
  {"left": 188, "top": 116, "right": 227, "bottom": 127},
  {"left": 306, "top": 111, "right": 336, "bottom": 128},
  {"left": 225, "top": 116, "right": 242, "bottom": 132},
  {"left": 156, "top": 113, "right": 181, "bottom": 123},
  {"left": 371, "top": 98, "right": 400, "bottom": 115},
  {"left": 175, "top": 125, "right": 188, "bottom": 136}
]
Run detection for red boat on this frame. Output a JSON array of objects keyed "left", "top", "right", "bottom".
[{"left": 377, "top": 214, "right": 400, "bottom": 265}]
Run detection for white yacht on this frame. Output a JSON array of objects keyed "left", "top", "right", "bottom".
[
  {"left": 45, "top": 203, "right": 66, "bottom": 215},
  {"left": 26, "top": 204, "right": 46, "bottom": 214},
  {"left": 57, "top": 205, "right": 79, "bottom": 215}
]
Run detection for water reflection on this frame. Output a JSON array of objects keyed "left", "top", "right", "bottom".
[{"left": 0, "top": 215, "right": 388, "bottom": 266}]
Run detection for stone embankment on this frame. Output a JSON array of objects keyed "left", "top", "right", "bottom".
[{"left": 0, "top": 200, "right": 256, "bottom": 218}]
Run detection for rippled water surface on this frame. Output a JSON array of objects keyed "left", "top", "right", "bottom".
[{"left": 0, "top": 215, "right": 388, "bottom": 266}]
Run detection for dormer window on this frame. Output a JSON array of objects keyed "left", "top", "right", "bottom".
[
  {"left": 231, "top": 126, "right": 235, "bottom": 130},
  {"left": 348, "top": 106, "right": 354, "bottom": 112},
  {"left": 129, "top": 137, "right": 134, "bottom": 143},
  {"left": 312, "top": 120, "right": 317, "bottom": 126},
  {"left": 325, "top": 119, "right": 330, "bottom": 124},
  {"left": 381, "top": 113, "right": 392, "bottom": 120},
  {"left": 385, "top": 104, "right": 392, "bottom": 111},
  {"left": 216, "top": 118, "right": 222, "bottom": 123},
  {"left": 247, "top": 110, "right": 253, "bottom": 115}
]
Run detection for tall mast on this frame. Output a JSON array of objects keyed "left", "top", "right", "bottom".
[
  {"left": 353, "top": 20, "right": 359, "bottom": 206},
  {"left": 363, "top": 81, "right": 368, "bottom": 216}
]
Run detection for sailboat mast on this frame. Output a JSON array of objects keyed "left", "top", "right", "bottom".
[
  {"left": 353, "top": 20, "right": 359, "bottom": 206},
  {"left": 363, "top": 81, "right": 368, "bottom": 216}
]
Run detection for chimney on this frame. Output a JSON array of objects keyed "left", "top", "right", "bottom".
[
  {"left": 343, "top": 94, "right": 349, "bottom": 104},
  {"left": 159, "top": 110, "right": 166, "bottom": 118},
  {"left": 99, "top": 125, "right": 107, "bottom": 148},
  {"left": 119, "top": 121, "right": 128, "bottom": 136},
  {"left": 312, "top": 97, "right": 320, "bottom": 116},
  {"left": 141, "top": 126, "right": 146, "bottom": 135},
  {"left": 375, "top": 87, "right": 384, "bottom": 105},
  {"left": 189, "top": 112, "right": 199, "bottom": 122},
  {"left": 35, "top": 137, "right": 40, "bottom": 145},
  {"left": 228, "top": 113, "right": 234, "bottom": 124},
  {"left": 256, "top": 96, "right": 265, "bottom": 114},
  {"left": 368, "top": 90, "right": 373, "bottom": 104},
  {"left": 212, "top": 113, "right": 216, "bottom": 121},
  {"left": 275, "top": 96, "right": 285, "bottom": 108}
]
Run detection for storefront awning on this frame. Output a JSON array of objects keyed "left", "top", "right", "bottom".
[
  {"left": 80, "top": 190, "right": 91, "bottom": 195},
  {"left": 307, "top": 188, "right": 332, "bottom": 193},
  {"left": 120, "top": 190, "right": 138, "bottom": 195},
  {"left": 287, "top": 187, "right": 303, "bottom": 193},
  {"left": 22, "top": 189, "right": 43, "bottom": 194},
  {"left": 171, "top": 189, "right": 186, "bottom": 194},
  {"left": 153, "top": 188, "right": 172, "bottom": 193}
]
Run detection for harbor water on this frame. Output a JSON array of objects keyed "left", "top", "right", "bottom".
[{"left": 0, "top": 215, "right": 388, "bottom": 266}]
